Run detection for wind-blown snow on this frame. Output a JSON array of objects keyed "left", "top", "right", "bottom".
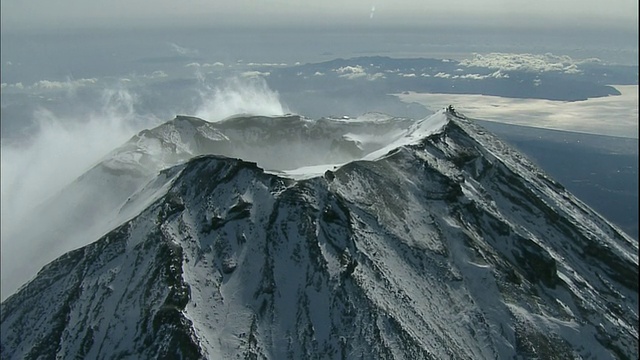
[
  {"left": 277, "top": 111, "right": 448, "bottom": 179},
  {"left": 362, "top": 110, "right": 448, "bottom": 161}
]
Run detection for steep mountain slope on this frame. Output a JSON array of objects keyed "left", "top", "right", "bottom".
[
  {"left": 1, "top": 111, "right": 637, "bottom": 359},
  {"left": 0, "top": 112, "right": 419, "bottom": 299}
]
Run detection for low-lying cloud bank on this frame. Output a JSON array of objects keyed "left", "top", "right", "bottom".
[
  {"left": 459, "top": 53, "right": 602, "bottom": 74},
  {"left": 396, "top": 85, "right": 638, "bottom": 138}
]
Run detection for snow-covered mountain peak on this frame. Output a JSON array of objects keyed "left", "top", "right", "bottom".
[{"left": 2, "top": 107, "right": 637, "bottom": 359}]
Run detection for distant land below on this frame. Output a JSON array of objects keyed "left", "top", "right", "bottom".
[
  {"left": 267, "top": 56, "right": 637, "bottom": 102},
  {"left": 475, "top": 120, "right": 638, "bottom": 240}
]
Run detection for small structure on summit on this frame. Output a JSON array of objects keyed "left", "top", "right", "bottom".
[{"left": 446, "top": 105, "right": 465, "bottom": 119}]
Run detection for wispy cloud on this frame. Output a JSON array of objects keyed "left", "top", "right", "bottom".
[
  {"left": 195, "top": 76, "right": 289, "bottom": 121},
  {"left": 246, "top": 62, "right": 288, "bottom": 67},
  {"left": 1, "top": 82, "right": 25, "bottom": 90},
  {"left": 425, "top": 71, "right": 509, "bottom": 80},
  {"left": 458, "top": 71, "right": 510, "bottom": 80},
  {"left": 334, "top": 65, "right": 385, "bottom": 81},
  {"left": 143, "top": 70, "right": 169, "bottom": 79},
  {"left": 33, "top": 78, "right": 97, "bottom": 90},
  {"left": 241, "top": 71, "right": 271, "bottom": 78},
  {"left": 2, "top": 78, "right": 97, "bottom": 93},
  {"left": 168, "top": 42, "right": 199, "bottom": 56},
  {"left": 186, "top": 62, "right": 225, "bottom": 68},
  {"left": 1, "top": 73, "right": 171, "bottom": 95},
  {"left": 1, "top": 85, "right": 161, "bottom": 297}
]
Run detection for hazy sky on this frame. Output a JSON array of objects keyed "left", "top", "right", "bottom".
[{"left": 2, "top": 0, "right": 638, "bottom": 31}]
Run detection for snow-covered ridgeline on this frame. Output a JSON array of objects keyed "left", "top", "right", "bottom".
[{"left": 1, "top": 109, "right": 637, "bottom": 359}]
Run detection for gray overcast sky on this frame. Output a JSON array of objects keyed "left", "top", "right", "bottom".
[{"left": 1, "top": 0, "right": 638, "bottom": 31}]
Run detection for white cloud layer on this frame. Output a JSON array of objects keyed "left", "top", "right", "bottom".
[
  {"left": 459, "top": 53, "right": 602, "bottom": 74},
  {"left": 396, "top": 85, "right": 638, "bottom": 138}
]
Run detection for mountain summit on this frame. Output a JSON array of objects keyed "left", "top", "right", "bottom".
[{"left": 1, "top": 110, "right": 637, "bottom": 359}]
